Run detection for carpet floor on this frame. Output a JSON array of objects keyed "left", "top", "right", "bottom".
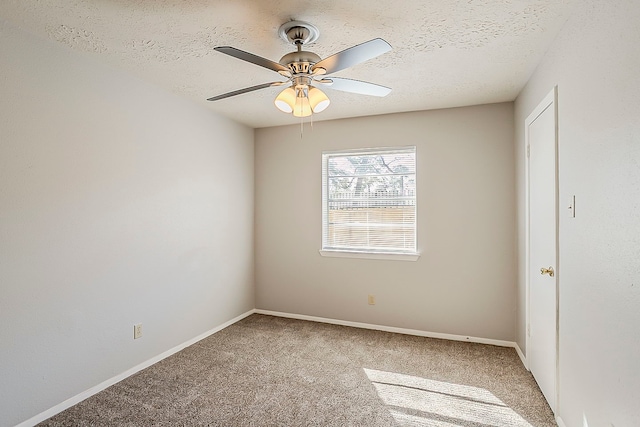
[{"left": 39, "top": 314, "right": 556, "bottom": 426}]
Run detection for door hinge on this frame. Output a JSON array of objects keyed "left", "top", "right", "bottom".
[
  {"left": 527, "top": 324, "right": 531, "bottom": 337},
  {"left": 527, "top": 145, "right": 530, "bottom": 158}
]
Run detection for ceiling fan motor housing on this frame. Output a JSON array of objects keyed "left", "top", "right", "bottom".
[{"left": 279, "top": 51, "right": 321, "bottom": 74}]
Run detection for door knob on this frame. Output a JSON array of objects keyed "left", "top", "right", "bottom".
[{"left": 540, "top": 266, "right": 554, "bottom": 277}]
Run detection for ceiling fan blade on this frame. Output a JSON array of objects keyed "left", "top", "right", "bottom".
[
  {"left": 215, "top": 46, "right": 290, "bottom": 74},
  {"left": 207, "top": 82, "right": 286, "bottom": 101},
  {"left": 311, "top": 38, "right": 392, "bottom": 75},
  {"left": 318, "top": 77, "right": 391, "bottom": 97}
]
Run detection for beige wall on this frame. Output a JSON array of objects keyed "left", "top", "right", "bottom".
[
  {"left": 255, "top": 103, "right": 516, "bottom": 341},
  {"left": 0, "top": 20, "right": 254, "bottom": 426},
  {"left": 514, "top": 1, "right": 640, "bottom": 425}
]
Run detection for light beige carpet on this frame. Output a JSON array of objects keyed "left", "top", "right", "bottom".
[{"left": 40, "top": 314, "right": 556, "bottom": 426}]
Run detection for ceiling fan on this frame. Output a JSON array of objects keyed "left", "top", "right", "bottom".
[{"left": 207, "top": 21, "right": 392, "bottom": 118}]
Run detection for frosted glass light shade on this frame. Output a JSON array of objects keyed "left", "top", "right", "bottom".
[
  {"left": 293, "top": 95, "right": 312, "bottom": 117},
  {"left": 274, "top": 87, "right": 296, "bottom": 113},
  {"left": 308, "top": 87, "right": 330, "bottom": 113}
]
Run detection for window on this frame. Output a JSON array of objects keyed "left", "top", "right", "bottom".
[{"left": 321, "top": 147, "right": 418, "bottom": 260}]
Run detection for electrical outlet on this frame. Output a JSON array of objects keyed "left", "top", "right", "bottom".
[
  {"left": 368, "top": 294, "right": 376, "bottom": 305},
  {"left": 134, "top": 323, "right": 143, "bottom": 339}
]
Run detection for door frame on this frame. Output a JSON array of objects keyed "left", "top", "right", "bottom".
[{"left": 524, "top": 86, "right": 559, "bottom": 412}]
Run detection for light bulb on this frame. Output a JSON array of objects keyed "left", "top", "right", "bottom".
[
  {"left": 274, "top": 87, "right": 296, "bottom": 113},
  {"left": 308, "top": 87, "right": 330, "bottom": 113}
]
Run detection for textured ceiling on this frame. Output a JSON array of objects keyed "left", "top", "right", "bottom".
[{"left": 0, "top": 0, "right": 576, "bottom": 128}]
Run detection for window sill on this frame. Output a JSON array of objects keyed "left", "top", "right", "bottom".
[{"left": 319, "top": 249, "right": 420, "bottom": 262}]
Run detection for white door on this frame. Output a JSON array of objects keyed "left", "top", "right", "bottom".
[{"left": 526, "top": 88, "right": 558, "bottom": 412}]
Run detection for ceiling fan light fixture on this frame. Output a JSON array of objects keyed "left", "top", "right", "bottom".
[
  {"left": 274, "top": 87, "right": 296, "bottom": 113},
  {"left": 308, "top": 87, "right": 330, "bottom": 113}
]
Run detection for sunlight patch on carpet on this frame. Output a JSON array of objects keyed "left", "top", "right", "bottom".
[{"left": 364, "top": 368, "right": 533, "bottom": 426}]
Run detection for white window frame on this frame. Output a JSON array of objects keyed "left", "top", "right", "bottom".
[{"left": 320, "top": 146, "right": 420, "bottom": 261}]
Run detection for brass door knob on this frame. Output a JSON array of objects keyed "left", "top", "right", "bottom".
[{"left": 540, "top": 266, "right": 555, "bottom": 277}]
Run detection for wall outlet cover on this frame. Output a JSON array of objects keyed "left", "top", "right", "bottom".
[{"left": 134, "top": 323, "right": 143, "bottom": 339}]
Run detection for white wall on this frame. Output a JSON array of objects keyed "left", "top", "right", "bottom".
[
  {"left": 0, "top": 20, "right": 254, "bottom": 426},
  {"left": 514, "top": 1, "right": 640, "bottom": 426},
  {"left": 255, "top": 103, "right": 516, "bottom": 341}
]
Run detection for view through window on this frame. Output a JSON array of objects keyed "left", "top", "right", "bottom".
[{"left": 322, "top": 147, "right": 417, "bottom": 255}]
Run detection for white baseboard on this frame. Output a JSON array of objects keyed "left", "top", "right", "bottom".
[
  {"left": 255, "top": 309, "right": 517, "bottom": 348},
  {"left": 16, "top": 309, "right": 256, "bottom": 427},
  {"left": 514, "top": 342, "right": 528, "bottom": 370},
  {"left": 556, "top": 415, "right": 567, "bottom": 427}
]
